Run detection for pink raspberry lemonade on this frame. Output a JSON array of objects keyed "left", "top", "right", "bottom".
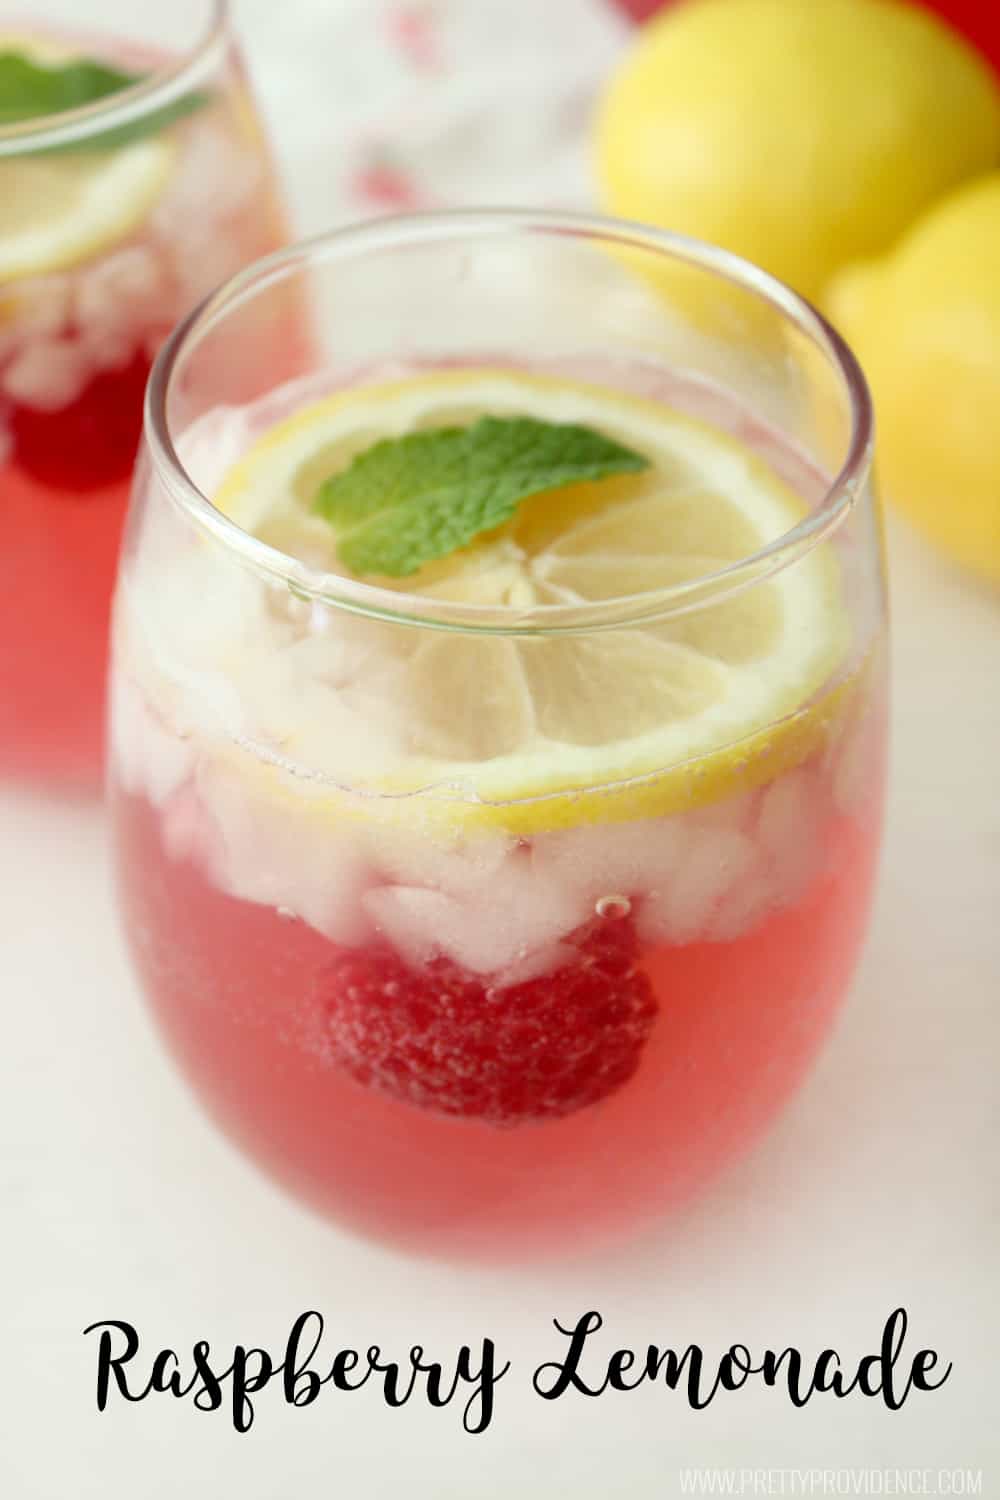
[
  {"left": 0, "top": 4, "right": 292, "bottom": 785},
  {"left": 109, "top": 216, "right": 887, "bottom": 1258}
]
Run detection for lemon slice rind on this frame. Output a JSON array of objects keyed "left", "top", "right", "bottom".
[{"left": 0, "top": 138, "right": 175, "bottom": 285}]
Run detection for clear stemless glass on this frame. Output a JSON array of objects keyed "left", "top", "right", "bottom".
[
  {"left": 0, "top": 0, "right": 292, "bottom": 786},
  {"left": 109, "top": 212, "right": 887, "bottom": 1260}
]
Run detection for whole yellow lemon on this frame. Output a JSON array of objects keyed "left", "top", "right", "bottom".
[
  {"left": 827, "top": 173, "right": 1000, "bottom": 585},
  {"left": 595, "top": 0, "right": 1000, "bottom": 303}
]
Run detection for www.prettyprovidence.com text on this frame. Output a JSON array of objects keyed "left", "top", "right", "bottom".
[{"left": 82, "top": 1307, "right": 951, "bottom": 1435}]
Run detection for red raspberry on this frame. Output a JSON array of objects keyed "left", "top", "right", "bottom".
[
  {"left": 5, "top": 347, "right": 153, "bottom": 492},
  {"left": 320, "top": 913, "right": 658, "bottom": 1125}
]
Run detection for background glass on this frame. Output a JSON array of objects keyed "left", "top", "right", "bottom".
[{"left": 0, "top": 0, "right": 291, "bottom": 785}]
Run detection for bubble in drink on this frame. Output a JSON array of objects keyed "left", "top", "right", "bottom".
[{"left": 596, "top": 894, "right": 632, "bottom": 919}]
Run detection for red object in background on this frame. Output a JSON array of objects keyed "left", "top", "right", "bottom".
[
  {"left": 917, "top": 0, "right": 1000, "bottom": 68},
  {"left": 609, "top": 0, "right": 1000, "bottom": 73},
  {"left": 610, "top": 0, "right": 666, "bottom": 20}
]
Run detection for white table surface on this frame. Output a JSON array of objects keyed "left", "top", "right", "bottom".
[{"left": 3, "top": 2, "right": 999, "bottom": 1494}]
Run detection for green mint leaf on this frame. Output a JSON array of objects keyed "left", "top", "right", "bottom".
[
  {"left": 0, "top": 51, "right": 208, "bottom": 150},
  {"left": 313, "top": 416, "right": 651, "bottom": 578}
]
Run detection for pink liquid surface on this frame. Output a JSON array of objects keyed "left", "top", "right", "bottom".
[{"left": 111, "top": 737, "right": 883, "bottom": 1259}]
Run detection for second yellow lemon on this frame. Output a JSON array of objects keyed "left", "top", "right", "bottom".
[
  {"left": 827, "top": 173, "right": 1000, "bottom": 586},
  {"left": 595, "top": 0, "right": 1000, "bottom": 303}
]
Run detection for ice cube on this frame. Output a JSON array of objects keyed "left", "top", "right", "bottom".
[
  {"left": 363, "top": 885, "right": 456, "bottom": 968},
  {"left": 110, "top": 672, "right": 198, "bottom": 818},
  {"left": 108, "top": 674, "right": 147, "bottom": 796},
  {"left": 755, "top": 767, "right": 825, "bottom": 906},
  {"left": 1, "top": 337, "right": 90, "bottom": 410},
  {"left": 491, "top": 940, "right": 575, "bottom": 990},
  {"left": 200, "top": 761, "right": 374, "bottom": 947},
  {"left": 161, "top": 783, "right": 212, "bottom": 866},
  {"left": 688, "top": 786, "right": 757, "bottom": 831},
  {"left": 75, "top": 246, "right": 168, "bottom": 339},
  {"left": 142, "top": 720, "right": 197, "bottom": 808},
  {"left": 153, "top": 124, "right": 260, "bottom": 228},
  {"left": 9, "top": 273, "right": 73, "bottom": 338},
  {"left": 833, "top": 707, "right": 878, "bottom": 817},
  {"left": 175, "top": 404, "right": 255, "bottom": 494},
  {"left": 170, "top": 232, "right": 247, "bottom": 306},
  {"left": 638, "top": 824, "right": 758, "bottom": 945},
  {"left": 369, "top": 823, "right": 515, "bottom": 898},
  {"left": 532, "top": 813, "right": 689, "bottom": 909},
  {"left": 80, "top": 327, "right": 135, "bottom": 374},
  {"left": 439, "top": 849, "right": 586, "bottom": 974},
  {"left": 363, "top": 841, "right": 585, "bottom": 977},
  {"left": 709, "top": 863, "right": 779, "bottom": 942},
  {"left": 278, "top": 676, "right": 408, "bottom": 784}
]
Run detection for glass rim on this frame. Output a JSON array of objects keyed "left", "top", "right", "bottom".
[
  {"left": 0, "top": 0, "right": 229, "bottom": 154},
  {"left": 145, "top": 209, "right": 876, "bottom": 639}
]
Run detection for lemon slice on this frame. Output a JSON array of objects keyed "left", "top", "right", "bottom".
[
  {"left": 0, "top": 29, "right": 70, "bottom": 64},
  {"left": 0, "top": 35, "right": 175, "bottom": 286},
  {"left": 213, "top": 370, "right": 851, "bottom": 832},
  {"left": 0, "top": 143, "right": 174, "bottom": 284}
]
